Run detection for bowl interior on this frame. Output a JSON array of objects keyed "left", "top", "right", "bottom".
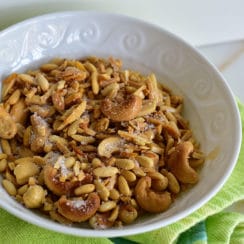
[{"left": 0, "top": 11, "right": 241, "bottom": 237}]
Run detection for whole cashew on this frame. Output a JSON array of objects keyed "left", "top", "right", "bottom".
[
  {"left": 98, "top": 136, "right": 123, "bottom": 158},
  {"left": 101, "top": 94, "right": 142, "bottom": 121},
  {"left": 43, "top": 164, "right": 92, "bottom": 196},
  {"left": 135, "top": 176, "right": 171, "bottom": 213},
  {"left": 57, "top": 193, "right": 100, "bottom": 222},
  {"left": 167, "top": 141, "right": 198, "bottom": 184}
]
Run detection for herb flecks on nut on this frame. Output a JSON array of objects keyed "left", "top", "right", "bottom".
[{"left": 0, "top": 56, "right": 205, "bottom": 229}]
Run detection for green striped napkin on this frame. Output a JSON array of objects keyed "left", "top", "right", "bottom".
[{"left": 0, "top": 101, "right": 244, "bottom": 243}]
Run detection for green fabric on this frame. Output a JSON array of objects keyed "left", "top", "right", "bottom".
[
  {"left": 177, "top": 221, "right": 207, "bottom": 244},
  {"left": 0, "top": 101, "right": 244, "bottom": 244},
  {"left": 206, "top": 211, "right": 244, "bottom": 244}
]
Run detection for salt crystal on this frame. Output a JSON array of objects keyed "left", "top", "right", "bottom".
[
  {"left": 33, "top": 112, "right": 49, "bottom": 127},
  {"left": 57, "top": 156, "right": 69, "bottom": 177},
  {"left": 71, "top": 199, "right": 86, "bottom": 209}
]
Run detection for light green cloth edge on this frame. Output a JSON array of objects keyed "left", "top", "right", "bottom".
[
  {"left": 230, "top": 220, "right": 244, "bottom": 243},
  {"left": 206, "top": 211, "right": 244, "bottom": 244},
  {"left": 0, "top": 101, "right": 243, "bottom": 244}
]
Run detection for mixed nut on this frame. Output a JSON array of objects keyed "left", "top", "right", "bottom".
[{"left": 0, "top": 56, "right": 205, "bottom": 228}]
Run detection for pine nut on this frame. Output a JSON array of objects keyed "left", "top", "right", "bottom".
[
  {"left": 74, "top": 184, "right": 95, "bottom": 195},
  {"left": 2, "top": 179, "right": 17, "bottom": 196}
]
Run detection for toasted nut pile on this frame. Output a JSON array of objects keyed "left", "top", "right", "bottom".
[{"left": 0, "top": 56, "right": 205, "bottom": 229}]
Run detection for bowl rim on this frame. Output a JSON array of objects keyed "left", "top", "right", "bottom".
[{"left": 0, "top": 10, "right": 242, "bottom": 238}]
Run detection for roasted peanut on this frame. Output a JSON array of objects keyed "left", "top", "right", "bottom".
[
  {"left": 2, "top": 73, "right": 17, "bottom": 99},
  {"left": 17, "top": 184, "right": 28, "bottom": 195},
  {"left": 6, "top": 89, "right": 21, "bottom": 105},
  {"left": 108, "top": 206, "right": 119, "bottom": 222},
  {"left": 135, "top": 155, "right": 154, "bottom": 168},
  {"left": 0, "top": 104, "right": 17, "bottom": 139},
  {"left": 0, "top": 158, "right": 7, "bottom": 172},
  {"left": 119, "top": 204, "right": 138, "bottom": 224},
  {"left": 94, "top": 180, "right": 110, "bottom": 201},
  {"left": 10, "top": 99, "right": 28, "bottom": 125},
  {"left": 89, "top": 213, "right": 113, "bottom": 229},
  {"left": 0, "top": 153, "right": 7, "bottom": 160},
  {"left": 121, "top": 170, "right": 136, "bottom": 182},
  {"left": 109, "top": 189, "right": 120, "bottom": 200},
  {"left": 36, "top": 73, "right": 49, "bottom": 92},
  {"left": 115, "top": 159, "right": 135, "bottom": 170},
  {"left": 166, "top": 172, "right": 180, "bottom": 194},
  {"left": 99, "top": 201, "right": 116, "bottom": 212},
  {"left": 23, "top": 185, "right": 46, "bottom": 208},
  {"left": 93, "top": 166, "right": 119, "bottom": 178},
  {"left": 2, "top": 179, "right": 17, "bottom": 196},
  {"left": 118, "top": 175, "right": 131, "bottom": 196},
  {"left": 56, "top": 101, "right": 86, "bottom": 130},
  {"left": 14, "top": 162, "right": 40, "bottom": 185},
  {"left": 92, "top": 158, "right": 103, "bottom": 168},
  {"left": 49, "top": 210, "right": 71, "bottom": 225},
  {"left": 74, "top": 184, "right": 95, "bottom": 195}
]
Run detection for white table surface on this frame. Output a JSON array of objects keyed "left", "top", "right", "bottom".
[
  {"left": 198, "top": 40, "right": 244, "bottom": 103},
  {"left": 1, "top": 0, "right": 244, "bottom": 46}
]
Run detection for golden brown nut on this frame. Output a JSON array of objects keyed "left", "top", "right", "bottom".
[
  {"left": 89, "top": 212, "right": 113, "bottom": 229},
  {"left": 167, "top": 141, "right": 198, "bottom": 184},
  {"left": 14, "top": 161, "right": 40, "bottom": 185},
  {"left": 59, "top": 66, "right": 87, "bottom": 82},
  {"left": 30, "top": 113, "right": 50, "bottom": 153},
  {"left": 119, "top": 204, "right": 138, "bottom": 224},
  {"left": 101, "top": 94, "right": 142, "bottom": 122},
  {"left": 57, "top": 193, "right": 100, "bottom": 222},
  {"left": 43, "top": 164, "right": 92, "bottom": 196},
  {"left": 52, "top": 90, "right": 65, "bottom": 112},
  {"left": 0, "top": 104, "right": 17, "bottom": 139},
  {"left": 135, "top": 176, "right": 171, "bottom": 213},
  {"left": 10, "top": 99, "right": 28, "bottom": 125},
  {"left": 23, "top": 185, "right": 46, "bottom": 208},
  {"left": 97, "top": 136, "right": 123, "bottom": 158},
  {"left": 43, "top": 164, "right": 76, "bottom": 196}
]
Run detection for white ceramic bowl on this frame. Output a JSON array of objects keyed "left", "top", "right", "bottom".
[{"left": 0, "top": 11, "right": 241, "bottom": 237}]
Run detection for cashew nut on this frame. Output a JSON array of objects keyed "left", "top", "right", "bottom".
[
  {"left": 57, "top": 193, "right": 100, "bottom": 222},
  {"left": 167, "top": 141, "right": 198, "bottom": 184},
  {"left": 98, "top": 136, "right": 123, "bottom": 158},
  {"left": 135, "top": 176, "right": 171, "bottom": 213},
  {"left": 43, "top": 164, "right": 92, "bottom": 196},
  {"left": 0, "top": 104, "right": 17, "bottom": 139},
  {"left": 101, "top": 94, "right": 142, "bottom": 121}
]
